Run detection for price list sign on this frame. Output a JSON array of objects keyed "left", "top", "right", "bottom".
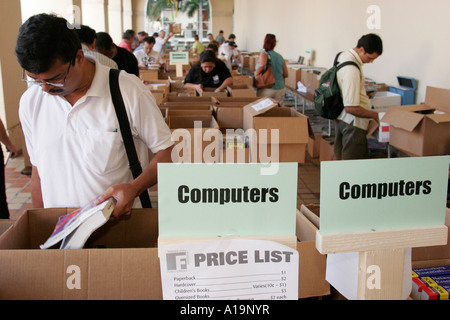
[{"left": 159, "top": 239, "right": 299, "bottom": 300}]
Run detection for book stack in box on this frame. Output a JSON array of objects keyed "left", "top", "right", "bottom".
[{"left": 411, "top": 266, "right": 450, "bottom": 300}]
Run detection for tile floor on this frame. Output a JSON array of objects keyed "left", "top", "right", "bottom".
[
  {"left": 5, "top": 155, "right": 33, "bottom": 220},
  {"left": 3, "top": 154, "right": 321, "bottom": 221}
]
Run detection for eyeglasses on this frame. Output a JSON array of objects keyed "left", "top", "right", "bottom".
[{"left": 21, "top": 60, "right": 73, "bottom": 87}]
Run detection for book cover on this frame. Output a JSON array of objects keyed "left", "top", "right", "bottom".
[
  {"left": 412, "top": 265, "right": 450, "bottom": 278},
  {"left": 421, "top": 284, "right": 450, "bottom": 300},
  {"left": 60, "top": 199, "right": 115, "bottom": 249},
  {"left": 40, "top": 197, "right": 115, "bottom": 249}
]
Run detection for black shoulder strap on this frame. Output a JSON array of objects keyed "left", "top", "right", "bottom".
[
  {"left": 334, "top": 51, "right": 360, "bottom": 71},
  {"left": 108, "top": 69, "right": 152, "bottom": 208}
]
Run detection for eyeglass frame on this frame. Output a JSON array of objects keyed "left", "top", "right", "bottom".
[{"left": 21, "top": 59, "right": 74, "bottom": 87}]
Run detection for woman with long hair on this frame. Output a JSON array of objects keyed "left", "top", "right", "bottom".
[{"left": 254, "top": 33, "right": 288, "bottom": 106}]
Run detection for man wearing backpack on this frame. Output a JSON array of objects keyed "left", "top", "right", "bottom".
[{"left": 334, "top": 33, "right": 382, "bottom": 160}]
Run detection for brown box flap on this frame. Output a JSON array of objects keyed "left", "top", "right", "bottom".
[
  {"left": 243, "top": 98, "right": 279, "bottom": 117},
  {"left": 381, "top": 108, "right": 425, "bottom": 132},
  {"left": 425, "top": 86, "right": 450, "bottom": 113},
  {"left": 427, "top": 113, "right": 450, "bottom": 124}
]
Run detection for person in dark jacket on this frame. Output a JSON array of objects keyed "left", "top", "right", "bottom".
[
  {"left": 95, "top": 32, "right": 139, "bottom": 76},
  {"left": 184, "top": 50, "right": 233, "bottom": 96}
]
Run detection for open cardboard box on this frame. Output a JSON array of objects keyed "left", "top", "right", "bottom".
[
  {"left": 201, "top": 88, "right": 228, "bottom": 97},
  {"left": 243, "top": 98, "right": 315, "bottom": 163},
  {"left": 226, "top": 84, "right": 256, "bottom": 98},
  {"left": 0, "top": 220, "right": 14, "bottom": 236},
  {"left": 167, "top": 110, "right": 221, "bottom": 163},
  {"left": 381, "top": 86, "right": 450, "bottom": 156},
  {"left": 0, "top": 208, "right": 329, "bottom": 300},
  {"left": 139, "top": 69, "right": 159, "bottom": 82},
  {"left": 145, "top": 80, "right": 170, "bottom": 97}
]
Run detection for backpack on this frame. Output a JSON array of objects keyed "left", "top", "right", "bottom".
[{"left": 314, "top": 52, "right": 360, "bottom": 119}]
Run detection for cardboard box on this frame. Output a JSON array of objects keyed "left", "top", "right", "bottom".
[
  {"left": 319, "top": 135, "right": 335, "bottom": 162},
  {"left": 168, "top": 110, "right": 221, "bottom": 163},
  {"left": 213, "top": 103, "right": 245, "bottom": 133},
  {"left": 0, "top": 220, "right": 14, "bottom": 236},
  {"left": 159, "top": 96, "right": 215, "bottom": 115},
  {"left": 166, "top": 109, "right": 214, "bottom": 129},
  {"left": 227, "top": 84, "right": 257, "bottom": 98},
  {"left": 159, "top": 101, "right": 213, "bottom": 119},
  {"left": 308, "top": 134, "right": 322, "bottom": 159},
  {"left": 285, "top": 67, "right": 303, "bottom": 90},
  {"left": 169, "top": 23, "right": 182, "bottom": 34},
  {"left": 163, "top": 96, "right": 214, "bottom": 103},
  {"left": 381, "top": 86, "right": 450, "bottom": 156},
  {"left": 149, "top": 89, "right": 165, "bottom": 106},
  {"left": 232, "top": 75, "right": 253, "bottom": 87},
  {"left": 212, "top": 96, "right": 260, "bottom": 105},
  {"left": 301, "top": 68, "right": 326, "bottom": 95},
  {"left": 370, "top": 91, "right": 402, "bottom": 112},
  {"left": 200, "top": 88, "right": 229, "bottom": 97},
  {"left": 0, "top": 208, "right": 329, "bottom": 300},
  {"left": 139, "top": 69, "right": 159, "bottom": 82},
  {"left": 243, "top": 98, "right": 314, "bottom": 163},
  {"left": 248, "top": 55, "right": 260, "bottom": 72},
  {"left": 212, "top": 99, "right": 260, "bottom": 133},
  {"left": 145, "top": 80, "right": 170, "bottom": 97}
]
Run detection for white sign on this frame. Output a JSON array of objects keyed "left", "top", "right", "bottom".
[{"left": 158, "top": 239, "right": 299, "bottom": 300}]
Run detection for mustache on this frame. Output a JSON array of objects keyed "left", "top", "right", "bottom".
[{"left": 48, "top": 88, "right": 64, "bottom": 94}]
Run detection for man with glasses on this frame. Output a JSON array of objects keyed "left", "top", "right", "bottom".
[{"left": 16, "top": 13, "right": 174, "bottom": 218}]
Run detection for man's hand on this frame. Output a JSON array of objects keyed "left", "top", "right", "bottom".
[{"left": 96, "top": 183, "right": 140, "bottom": 219}]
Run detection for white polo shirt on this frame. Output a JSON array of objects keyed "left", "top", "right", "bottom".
[
  {"left": 134, "top": 49, "right": 164, "bottom": 67},
  {"left": 19, "top": 57, "right": 173, "bottom": 208},
  {"left": 153, "top": 37, "right": 166, "bottom": 54},
  {"left": 336, "top": 49, "right": 372, "bottom": 131}
]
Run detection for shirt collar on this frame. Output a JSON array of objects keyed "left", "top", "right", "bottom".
[
  {"left": 84, "top": 55, "right": 110, "bottom": 99},
  {"left": 349, "top": 48, "right": 363, "bottom": 67}
]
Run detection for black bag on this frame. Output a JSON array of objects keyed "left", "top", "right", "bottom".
[
  {"left": 314, "top": 52, "right": 360, "bottom": 119},
  {"left": 109, "top": 69, "right": 152, "bottom": 208}
]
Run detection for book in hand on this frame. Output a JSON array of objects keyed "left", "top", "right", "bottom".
[{"left": 40, "top": 197, "right": 116, "bottom": 250}]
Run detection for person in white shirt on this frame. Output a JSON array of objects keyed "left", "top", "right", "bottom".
[
  {"left": 134, "top": 36, "right": 164, "bottom": 69},
  {"left": 153, "top": 30, "right": 174, "bottom": 54},
  {"left": 218, "top": 41, "right": 240, "bottom": 70},
  {"left": 334, "top": 33, "right": 382, "bottom": 160},
  {"left": 16, "top": 14, "right": 174, "bottom": 218}
]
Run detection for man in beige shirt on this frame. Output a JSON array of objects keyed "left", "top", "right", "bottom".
[{"left": 334, "top": 33, "right": 383, "bottom": 160}]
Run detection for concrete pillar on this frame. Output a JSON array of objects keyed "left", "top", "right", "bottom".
[
  {"left": 108, "top": 0, "right": 123, "bottom": 44},
  {"left": 82, "top": 0, "right": 109, "bottom": 32},
  {"left": 0, "top": 0, "right": 28, "bottom": 156},
  {"left": 210, "top": 0, "right": 234, "bottom": 39},
  {"left": 122, "top": 0, "right": 132, "bottom": 31}
]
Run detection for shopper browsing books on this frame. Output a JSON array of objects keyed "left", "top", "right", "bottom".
[
  {"left": 183, "top": 50, "right": 233, "bottom": 96},
  {"left": 133, "top": 36, "right": 164, "bottom": 69},
  {"left": 16, "top": 14, "right": 174, "bottom": 218}
]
